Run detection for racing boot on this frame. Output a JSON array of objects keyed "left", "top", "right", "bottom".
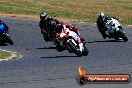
[{"left": 42, "top": 31, "right": 50, "bottom": 42}]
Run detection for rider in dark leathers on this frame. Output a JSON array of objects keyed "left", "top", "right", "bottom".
[
  {"left": 97, "top": 12, "right": 119, "bottom": 39},
  {"left": 39, "top": 12, "right": 85, "bottom": 52},
  {"left": 39, "top": 12, "right": 63, "bottom": 42}
]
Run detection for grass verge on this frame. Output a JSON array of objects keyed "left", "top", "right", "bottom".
[
  {"left": 0, "top": 50, "right": 11, "bottom": 59},
  {"left": 0, "top": 0, "right": 131, "bottom": 24}
]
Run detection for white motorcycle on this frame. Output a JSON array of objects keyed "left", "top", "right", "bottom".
[
  {"left": 55, "top": 27, "right": 89, "bottom": 57},
  {"left": 105, "top": 18, "right": 128, "bottom": 42}
]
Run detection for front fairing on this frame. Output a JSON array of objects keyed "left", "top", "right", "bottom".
[
  {"left": 0, "top": 24, "right": 6, "bottom": 31},
  {"left": 106, "top": 18, "right": 123, "bottom": 33},
  {"left": 119, "top": 27, "right": 126, "bottom": 33}
]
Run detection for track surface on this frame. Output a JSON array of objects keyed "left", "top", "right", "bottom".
[{"left": 0, "top": 17, "right": 132, "bottom": 88}]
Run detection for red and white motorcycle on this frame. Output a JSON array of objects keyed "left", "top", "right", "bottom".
[{"left": 55, "top": 26, "right": 89, "bottom": 57}]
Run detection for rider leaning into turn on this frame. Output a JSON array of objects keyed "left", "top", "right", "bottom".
[
  {"left": 97, "top": 12, "right": 119, "bottom": 39},
  {"left": 39, "top": 11, "right": 84, "bottom": 42},
  {"left": 39, "top": 12, "right": 62, "bottom": 42},
  {"left": 39, "top": 11, "right": 85, "bottom": 52},
  {"left": 54, "top": 23, "right": 85, "bottom": 52}
]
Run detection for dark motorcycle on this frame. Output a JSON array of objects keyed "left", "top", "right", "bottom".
[{"left": 0, "top": 24, "right": 13, "bottom": 45}]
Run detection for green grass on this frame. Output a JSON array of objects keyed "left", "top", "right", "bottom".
[
  {"left": 0, "top": 0, "right": 131, "bottom": 24},
  {"left": 0, "top": 51, "right": 11, "bottom": 59}
]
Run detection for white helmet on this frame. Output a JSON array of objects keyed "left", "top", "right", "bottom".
[
  {"left": 98, "top": 12, "right": 105, "bottom": 21},
  {"left": 98, "top": 12, "right": 105, "bottom": 18}
]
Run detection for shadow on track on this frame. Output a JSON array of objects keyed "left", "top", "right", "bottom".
[
  {"left": 38, "top": 47, "right": 79, "bottom": 58},
  {"left": 36, "top": 47, "right": 56, "bottom": 50},
  {"left": 88, "top": 40, "right": 124, "bottom": 43},
  {"left": 40, "top": 55, "right": 77, "bottom": 58},
  {"left": 0, "top": 43, "right": 8, "bottom": 46}
]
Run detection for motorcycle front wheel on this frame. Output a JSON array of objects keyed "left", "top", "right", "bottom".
[
  {"left": 118, "top": 31, "right": 128, "bottom": 42},
  {"left": 82, "top": 46, "right": 89, "bottom": 56},
  {"left": 67, "top": 40, "right": 82, "bottom": 57}
]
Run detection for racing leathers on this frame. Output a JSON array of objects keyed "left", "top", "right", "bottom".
[
  {"left": 39, "top": 16, "right": 62, "bottom": 42},
  {"left": 97, "top": 16, "right": 119, "bottom": 39},
  {"left": 55, "top": 24, "right": 84, "bottom": 52}
]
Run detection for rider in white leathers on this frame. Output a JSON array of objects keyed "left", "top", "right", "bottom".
[
  {"left": 97, "top": 12, "right": 119, "bottom": 39},
  {"left": 105, "top": 18, "right": 121, "bottom": 33}
]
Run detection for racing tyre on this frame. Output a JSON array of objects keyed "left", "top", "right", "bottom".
[
  {"left": 67, "top": 40, "right": 82, "bottom": 57},
  {"left": 118, "top": 31, "right": 128, "bottom": 42},
  {"left": 2, "top": 34, "right": 14, "bottom": 45},
  {"left": 82, "top": 46, "right": 89, "bottom": 56}
]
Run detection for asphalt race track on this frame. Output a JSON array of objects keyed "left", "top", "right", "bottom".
[{"left": 0, "top": 17, "right": 132, "bottom": 88}]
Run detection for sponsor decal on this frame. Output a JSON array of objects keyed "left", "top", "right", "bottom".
[{"left": 76, "top": 66, "right": 131, "bottom": 85}]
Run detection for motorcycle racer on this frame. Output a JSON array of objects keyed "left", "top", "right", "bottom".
[
  {"left": 39, "top": 12, "right": 62, "bottom": 42},
  {"left": 0, "top": 17, "right": 13, "bottom": 45},
  {"left": 97, "top": 12, "right": 119, "bottom": 39},
  {"left": 39, "top": 12, "right": 84, "bottom": 43},
  {"left": 64, "top": 24, "right": 85, "bottom": 43},
  {"left": 54, "top": 24, "right": 84, "bottom": 52}
]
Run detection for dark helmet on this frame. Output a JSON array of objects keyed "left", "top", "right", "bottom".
[
  {"left": 49, "top": 20, "right": 57, "bottom": 29},
  {"left": 0, "top": 17, "right": 2, "bottom": 23},
  {"left": 40, "top": 12, "right": 47, "bottom": 20}
]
